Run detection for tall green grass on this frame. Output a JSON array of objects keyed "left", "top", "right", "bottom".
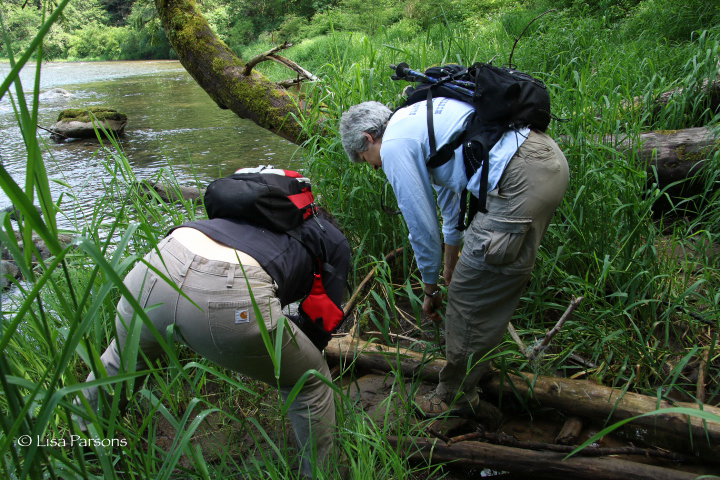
[{"left": 1, "top": 1, "right": 720, "bottom": 478}]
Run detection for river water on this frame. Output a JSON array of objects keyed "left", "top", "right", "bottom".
[{"left": 0, "top": 60, "right": 302, "bottom": 229}]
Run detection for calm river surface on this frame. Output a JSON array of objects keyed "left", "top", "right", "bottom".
[{"left": 0, "top": 60, "right": 302, "bottom": 229}]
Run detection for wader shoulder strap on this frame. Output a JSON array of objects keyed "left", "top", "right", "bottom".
[{"left": 285, "top": 229, "right": 351, "bottom": 290}]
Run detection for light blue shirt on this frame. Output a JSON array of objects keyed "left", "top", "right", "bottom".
[{"left": 381, "top": 97, "right": 528, "bottom": 284}]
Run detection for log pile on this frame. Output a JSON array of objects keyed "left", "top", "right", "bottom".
[
  {"left": 386, "top": 436, "right": 704, "bottom": 480},
  {"left": 325, "top": 335, "right": 720, "bottom": 475}
]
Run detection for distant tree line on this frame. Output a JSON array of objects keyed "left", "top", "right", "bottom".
[{"left": 1, "top": 0, "right": 718, "bottom": 61}]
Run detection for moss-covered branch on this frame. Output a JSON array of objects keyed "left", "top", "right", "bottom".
[{"left": 154, "top": 0, "right": 312, "bottom": 145}]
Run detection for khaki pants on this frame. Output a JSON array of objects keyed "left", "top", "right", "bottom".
[
  {"left": 78, "top": 236, "right": 334, "bottom": 476},
  {"left": 437, "top": 130, "right": 569, "bottom": 405}
]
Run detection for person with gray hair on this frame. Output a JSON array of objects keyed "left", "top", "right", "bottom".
[
  {"left": 339, "top": 101, "right": 392, "bottom": 164},
  {"left": 339, "top": 98, "right": 569, "bottom": 418}
]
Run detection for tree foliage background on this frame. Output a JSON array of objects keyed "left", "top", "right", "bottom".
[{"left": 2, "top": 0, "right": 715, "bottom": 61}]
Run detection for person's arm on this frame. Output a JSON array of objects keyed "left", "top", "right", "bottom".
[
  {"left": 443, "top": 243, "right": 461, "bottom": 284},
  {"left": 322, "top": 236, "right": 351, "bottom": 308},
  {"left": 422, "top": 282, "right": 443, "bottom": 323},
  {"left": 435, "top": 185, "right": 463, "bottom": 284},
  {"left": 382, "top": 138, "right": 444, "bottom": 285},
  {"left": 383, "top": 138, "right": 449, "bottom": 322}
]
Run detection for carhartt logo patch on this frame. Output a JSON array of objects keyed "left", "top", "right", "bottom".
[{"left": 235, "top": 309, "right": 250, "bottom": 324}]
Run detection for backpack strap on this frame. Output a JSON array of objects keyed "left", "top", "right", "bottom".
[
  {"left": 425, "top": 116, "right": 506, "bottom": 231},
  {"left": 426, "top": 88, "right": 437, "bottom": 157},
  {"left": 285, "top": 229, "right": 351, "bottom": 291}
]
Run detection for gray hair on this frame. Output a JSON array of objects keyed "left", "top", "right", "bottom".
[{"left": 339, "top": 101, "right": 393, "bottom": 163}]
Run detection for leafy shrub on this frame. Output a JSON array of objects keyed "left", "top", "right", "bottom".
[
  {"left": 276, "top": 14, "right": 310, "bottom": 43},
  {"left": 382, "top": 18, "right": 423, "bottom": 43},
  {"left": 299, "top": 9, "right": 345, "bottom": 38},
  {"left": 404, "top": 0, "right": 464, "bottom": 29},
  {"left": 0, "top": 2, "right": 45, "bottom": 57},
  {"left": 66, "top": 24, "right": 125, "bottom": 60},
  {"left": 541, "top": 0, "right": 644, "bottom": 21},
  {"left": 225, "top": 17, "right": 257, "bottom": 49}
]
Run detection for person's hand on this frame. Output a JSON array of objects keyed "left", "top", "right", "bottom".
[
  {"left": 443, "top": 244, "right": 461, "bottom": 285},
  {"left": 422, "top": 283, "right": 443, "bottom": 323}
]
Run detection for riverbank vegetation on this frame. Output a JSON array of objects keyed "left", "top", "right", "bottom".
[
  {"left": 3, "top": 0, "right": 719, "bottom": 62},
  {"left": 1, "top": 0, "right": 720, "bottom": 478}
]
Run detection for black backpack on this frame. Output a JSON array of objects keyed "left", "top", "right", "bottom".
[
  {"left": 204, "top": 167, "right": 316, "bottom": 232},
  {"left": 203, "top": 166, "right": 348, "bottom": 338},
  {"left": 390, "top": 62, "right": 552, "bottom": 229}
]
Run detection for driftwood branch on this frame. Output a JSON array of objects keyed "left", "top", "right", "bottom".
[
  {"left": 244, "top": 43, "right": 294, "bottom": 74},
  {"left": 343, "top": 247, "right": 404, "bottom": 318},
  {"left": 527, "top": 296, "right": 584, "bottom": 360},
  {"left": 697, "top": 347, "right": 710, "bottom": 404},
  {"left": 244, "top": 43, "right": 319, "bottom": 84},
  {"left": 364, "top": 331, "right": 420, "bottom": 344},
  {"left": 37, "top": 124, "right": 69, "bottom": 138},
  {"left": 506, "top": 322, "right": 526, "bottom": 352},
  {"left": 266, "top": 54, "right": 319, "bottom": 82},
  {"left": 444, "top": 429, "right": 694, "bottom": 463},
  {"left": 507, "top": 297, "right": 584, "bottom": 361},
  {"left": 277, "top": 78, "right": 305, "bottom": 88},
  {"left": 387, "top": 436, "right": 699, "bottom": 480}
]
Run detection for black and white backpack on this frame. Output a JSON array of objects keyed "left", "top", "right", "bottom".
[{"left": 391, "top": 62, "right": 553, "bottom": 228}]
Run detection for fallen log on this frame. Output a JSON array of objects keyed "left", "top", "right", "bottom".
[
  {"left": 447, "top": 429, "right": 697, "bottom": 463},
  {"left": 324, "top": 335, "right": 720, "bottom": 445},
  {"left": 485, "top": 372, "right": 720, "bottom": 446},
  {"left": 136, "top": 180, "right": 204, "bottom": 204},
  {"left": 387, "top": 436, "right": 700, "bottom": 480},
  {"left": 653, "top": 78, "right": 720, "bottom": 115},
  {"left": 622, "top": 127, "right": 717, "bottom": 188},
  {"left": 629, "top": 77, "right": 720, "bottom": 121},
  {"left": 325, "top": 334, "right": 445, "bottom": 381},
  {"left": 559, "top": 127, "right": 719, "bottom": 207},
  {"left": 602, "top": 127, "right": 719, "bottom": 207}
]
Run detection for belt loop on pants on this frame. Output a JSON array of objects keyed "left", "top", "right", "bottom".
[
  {"left": 226, "top": 263, "right": 236, "bottom": 288},
  {"left": 179, "top": 253, "right": 195, "bottom": 278}
]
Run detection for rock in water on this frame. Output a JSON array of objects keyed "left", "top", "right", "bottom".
[
  {"left": 0, "top": 260, "right": 20, "bottom": 290},
  {"left": 39, "top": 88, "right": 73, "bottom": 100},
  {"left": 50, "top": 107, "right": 127, "bottom": 141}
]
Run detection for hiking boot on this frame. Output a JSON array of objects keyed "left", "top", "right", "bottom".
[{"left": 414, "top": 390, "right": 478, "bottom": 419}]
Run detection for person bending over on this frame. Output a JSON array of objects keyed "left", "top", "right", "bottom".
[
  {"left": 340, "top": 99, "right": 568, "bottom": 417},
  {"left": 75, "top": 209, "right": 350, "bottom": 476}
]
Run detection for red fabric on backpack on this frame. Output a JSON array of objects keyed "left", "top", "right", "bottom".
[{"left": 300, "top": 272, "right": 344, "bottom": 333}]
